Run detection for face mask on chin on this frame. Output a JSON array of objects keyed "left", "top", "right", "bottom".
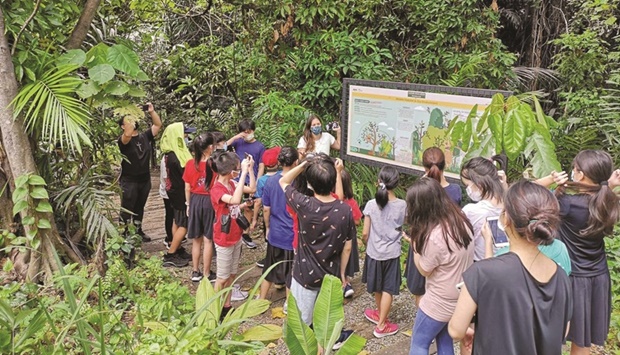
[
  {"left": 466, "top": 184, "right": 482, "bottom": 202},
  {"left": 311, "top": 126, "right": 322, "bottom": 135}
]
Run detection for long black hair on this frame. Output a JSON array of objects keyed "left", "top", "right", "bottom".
[
  {"left": 191, "top": 133, "right": 215, "bottom": 190},
  {"left": 556, "top": 150, "right": 620, "bottom": 237},
  {"left": 406, "top": 177, "right": 473, "bottom": 254},
  {"left": 460, "top": 157, "right": 505, "bottom": 202},
  {"left": 376, "top": 166, "right": 399, "bottom": 209}
]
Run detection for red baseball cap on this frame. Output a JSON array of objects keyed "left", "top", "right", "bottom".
[{"left": 262, "top": 147, "right": 281, "bottom": 167}]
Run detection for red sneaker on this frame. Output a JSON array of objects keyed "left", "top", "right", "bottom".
[
  {"left": 364, "top": 308, "right": 379, "bottom": 325},
  {"left": 373, "top": 321, "right": 399, "bottom": 338}
]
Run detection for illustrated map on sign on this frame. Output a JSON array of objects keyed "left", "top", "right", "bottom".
[{"left": 346, "top": 85, "right": 493, "bottom": 178}]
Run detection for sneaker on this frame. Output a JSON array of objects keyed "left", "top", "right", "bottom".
[
  {"left": 344, "top": 283, "right": 354, "bottom": 298},
  {"left": 140, "top": 233, "right": 152, "bottom": 242},
  {"left": 163, "top": 253, "right": 189, "bottom": 268},
  {"left": 191, "top": 271, "right": 203, "bottom": 282},
  {"left": 231, "top": 285, "right": 248, "bottom": 301},
  {"left": 220, "top": 305, "right": 232, "bottom": 322},
  {"left": 274, "top": 283, "right": 285, "bottom": 290},
  {"left": 175, "top": 247, "right": 192, "bottom": 261},
  {"left": 207, "top": 270, "right": 216, "bottom": 282},
  {"left": 332, "top": 329, "right": 354, "bottom": 350},
  {"left": 242, "top": 234, "right": 257, "bottom": 249},
  {"left": 163, "top": 239, "right": 171, "bottom": 250},
  {"left": 364, "top": 308, "right": 380, "bottom": 325},
  {"left": 373, "top": 322, "right": 399, "bottom": 338},
  {"left": 256, "top": 258, "right": 265, "bottom": 268}
]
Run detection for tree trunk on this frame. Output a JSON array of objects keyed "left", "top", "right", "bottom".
[
  {"left": 1, "top": 8, "right": 84, "bottom": 283},
  {"left": 65, "top": 0, "right": 102, "bottom": 50}
]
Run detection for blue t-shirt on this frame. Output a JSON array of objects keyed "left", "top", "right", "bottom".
[
  {"left": 495, "top": 239, "right": 572, "bottom": 275},
  {"left": 444, "top": 183, "right": 462, "bottom": 206},
  {"left": 255, "top": 173, "right": 275, "bottom": 198},
  {"left": 262, "top": 172, "right": 294, "bottom": 250},
  {"left": 231, "top": 138, "right": 265, "bottom": 183}
]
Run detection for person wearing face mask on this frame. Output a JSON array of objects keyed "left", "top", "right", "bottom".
[
  {"left": 297, "top": 113, "right": 341, "bottom": 157},
  {"left": 449, "top": 180, "right": 572, "bottom": 355},
  {"left": 227, "top": 119, "right": 263, "bottom": 249},
  {"left": 460, "top": 157, "right": 505, "bottom": 261},
  {"left": 211, "top": 131, "right": 228, "bottom": 152}
]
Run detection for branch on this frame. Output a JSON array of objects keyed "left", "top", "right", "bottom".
[
  {"left": 66, "top": 0, "right": 102, "bottom": 49},
  {"left": 11, "top": 0, "right": 42, "bottom": 55}
]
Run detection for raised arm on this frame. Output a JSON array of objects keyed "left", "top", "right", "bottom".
[
  {"left": 334, "top": 158, "right": 344, "bottom": 200},
  {"left": 146, "top": 103, "right": 162, "bottom": 137}
]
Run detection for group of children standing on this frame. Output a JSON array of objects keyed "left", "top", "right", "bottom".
[{"left": 152, "top": 114, "right": 620, "bottom": 354}]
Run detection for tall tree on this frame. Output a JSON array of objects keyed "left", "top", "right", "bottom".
[{"left": 66, "top": 0, "right": 102, "bottom": 49}]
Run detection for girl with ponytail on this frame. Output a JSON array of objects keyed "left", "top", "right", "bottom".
[
  {"left": 182, "top": 132, "right": 217, "bottom": 282},
  {"left": 405, "top": 147, "right": 462, "bottom": 306},
  {"left": 538, "top": 150, "right": 620, "bottom": 355},
  {"left": 361, "top": 166, "right": 407, "bottom": 338}
]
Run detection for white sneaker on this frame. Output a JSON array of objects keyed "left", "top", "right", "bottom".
[{"left": 231, "top": 285, "right": 248, "bottom": 302}]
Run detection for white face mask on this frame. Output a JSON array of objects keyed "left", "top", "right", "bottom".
[
  {"left": 244, "top": 133, "right": 255, "bottom": 142},
  {"left": 466, "top": 184, "right": 482, "bottom": 202}
]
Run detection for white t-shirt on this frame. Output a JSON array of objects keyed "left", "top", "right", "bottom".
[
  {"left": 159, "top": 156, "right": 168, "bottom": 199},
  {"left": 297, "top": 133, "right": 335, "bottom": 155},
  {"left": 462, "top": 199, "right": 502, "bottom": 261}
]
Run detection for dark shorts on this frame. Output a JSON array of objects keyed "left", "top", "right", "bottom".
[
  {"left": 173, "top": 208, "right": 188, "bottom": 228},
  {"left": 345, "top": 236, "right": 360, "bottom": 277},
  {"left": 566, "top": 273, "right": 611, "bottom": 347},
  {"left": 405, "top": 245, "right": 425, "bottom": 295},
  {"left": 263, "top": 242, "right": 294, "bottom": 287},
  {"left": 187, "top": 193, "right": 214, "bottom": 239},
  {"left": 362, "top": 255, "right": 401, "bottom": 296}
]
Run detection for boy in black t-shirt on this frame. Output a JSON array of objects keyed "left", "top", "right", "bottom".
[
  {"left": 279, "top": 153, "right": 355, "bottom": 348},
  {"left": 117, "top": 103, "right": 162, "bottom": 241}
]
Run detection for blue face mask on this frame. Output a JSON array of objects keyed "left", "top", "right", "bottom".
[
  {"left": 311, "top": 126, "right": 322, "bottom": 135},
  {"left": 217, "top": 143, "right": 227, "bottom": 151}
]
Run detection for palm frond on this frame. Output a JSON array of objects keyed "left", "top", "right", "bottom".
[
  {"left": 11, "top": 64, "right": 92, "bottom": 154},
  {"left": 54, "top": 175, "right": 120, "bottom": 244},
  {"left": 509, "top": 67, "right": 560, "bottom": 92}
]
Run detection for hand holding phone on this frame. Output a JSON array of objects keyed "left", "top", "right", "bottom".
[{"left": 486, "top": 216, "right": 509, "bottom": 248}]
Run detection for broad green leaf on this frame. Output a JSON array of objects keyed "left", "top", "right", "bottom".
[
  {"left": 241, "top": 324, "right": 282, "bottom": 342},
  {"left": 462, "top": 115, "right": 472, "bottom": 150},
  {"left": 35, "top": 201, "right": 53, "bottom": 213},
  {"left": 30, "top": 186, "right": 49, "bottom": 199},
  {"left": 88, "top": 64, "right": 115, "bottom": 85},
  {"left": 104, "top": 81, "right": 129, "bottom": 96},
  {"left": 31, "top": 238, "right": 41, "bottom": 250},
  {"left": 37, "top": 218, "right": 52, "bottom": 229},
  {"left": 107, "top": 44, "right": 140, "bottom": 76},
  {"left": 57, "top": 49, "right": 86, "bottom": 66},
  {"left": 3, "top": 259, "right": 13, "bottom": 272},
  {"left": 127, "top": 85, "right": 146, "bottom": 97},
  {"left": 136, "top": 71, "right": 149, "bottom": 81},
  {"left": 488, "top": 93, "right": 505, "bottom": 114},
  {"left": 474, "top": 106, "right": 488, "bottom": 132},
  {"left": 15, "top": 174, "right": 29, "bottom": 188},
  {"left": 284, "top": 295, "right": 318, "bottom": 355},
  {"left": 195, "top": 278, "right": 219, "bottom": 329},
  {"left": 28, "top": 175, "right": 46, "bottom": 186},
  {"left": 77, "top": 80, "right": 101, "bottom": 99},
  {"left": 525, "top": 126, "right": 561, "bottom": 178},
  {"left": 448, "top": 121, "right": 465, "bottom": 148},
  {"left": 22, "top": 216, "right": 35, "bottom": 225},
  {"left": 486, "top": 112, "right": 503, "bottom": 149},
  {"left": 503, "top": 108, "right": 528, "bottom": 161},
  {"left": 313, "top": 275, "right": 344, "bottom": 348},
  {"left": 325, "top": 318, "right": 344, "bottom": 354},
  {"left": 25, "top": 228, "right": 38, "bottom": 240},
  {"left": 24, "top": 67, "right": 36, "bottom": 81},
  {"left": 12, "top": 186, "right": 29, "bottom": 203},
  {"left": 334, "top": 333, "right": 367, "bottom": 355},
  {"left": 229, "top": 299, "right": 270, "bottom": 321},
  {"left": 12, "top": 200, "right": 28, "bottom": 216},
  {"left": 85, "top": 43, "right": 110, "bottom": 68}
]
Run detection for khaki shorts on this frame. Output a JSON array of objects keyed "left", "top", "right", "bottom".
[{"left": 215, "top": 241, "right": 242, "bottom": 280}]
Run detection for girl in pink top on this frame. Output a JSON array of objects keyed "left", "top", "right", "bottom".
[{"left": 406, "top": 177, "right": 474, "bottom": 355}]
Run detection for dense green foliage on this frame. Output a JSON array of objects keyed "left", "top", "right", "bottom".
[{"left": 1, "top": 0, "right": 620, "bottom": 352}]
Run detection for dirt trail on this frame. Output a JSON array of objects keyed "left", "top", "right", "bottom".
[{"left": 137, "top": 172, "right": 441, "bottom": 354}]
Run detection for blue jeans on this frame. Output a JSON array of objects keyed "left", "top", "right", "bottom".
[{"left": 409, "top": 309, "right": 454, "bottom": 355}]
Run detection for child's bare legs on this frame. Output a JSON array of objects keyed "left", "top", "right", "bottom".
[
  {"left": 571, "top": 343, "right": 590, "bottom": 355},
  {"left": 375, "top": 292, "right": 393, "bottom": 329},
  {"left": 215, "top": 275, "right": 235, "bottom": 307},
  {"left": 259, "top": 280, "right": 272, "bottom": 299},
  {"left": 192, "top": 238, "right": 202, "bottom": 271},
  {"left": 168, "top": 222, "right": 186, "bottom": 253},
  {"left": 202, "top": 237, "right": 214, "bottom": 276}
]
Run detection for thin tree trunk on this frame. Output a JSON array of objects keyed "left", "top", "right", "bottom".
[{"left": 66, "top": 0, "right": 102, "bottom": 50}]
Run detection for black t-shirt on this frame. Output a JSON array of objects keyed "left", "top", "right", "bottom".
[
  {"left": 464, "top": 253, "right": 572, "bottom": 355},
  {"left": 118, "top": 129, "right": 155, "bottom": 182},
  {"left": 557, "top": 193, "right": 607, "bottom": 277},
  {"left": 285, "top": 185, "right": 355, "bottom": 290},
  {"left": 164, "top": 152, "right": 186, "bottom": 210}
]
